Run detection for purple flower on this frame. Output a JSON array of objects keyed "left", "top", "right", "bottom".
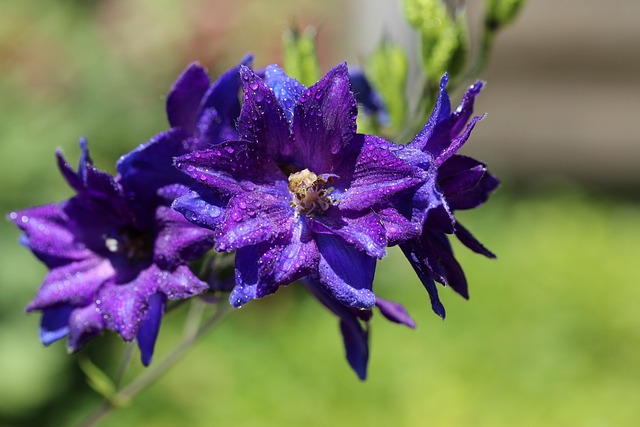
[
  {"left": 173, "top": 63, "right": 427, "bottom": 310},
  {"left": 116, "top": 55, "right": 252, "bottom": 205},
  {"left": 400, "top": 74, "right": 499, "bottom": 318},
  {"left": 10, "top": 140, "right": 214, "bottom": 365}
]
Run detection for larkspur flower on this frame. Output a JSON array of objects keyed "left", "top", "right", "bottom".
[
  {"left": 10, "top": 140, "right": 214, "bottom": 365},
  {"left": 173, "top": 63, "right": 428, "bottom": 310},
  {"left": 117, "top": 55, "right": 252, "bottom": 205},
  {"left": 399, "top": 73, "right": 499, "bottom": 318}
]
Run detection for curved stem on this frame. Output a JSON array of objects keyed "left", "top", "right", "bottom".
[{"left": 76, "top": 300, "right": 233, "bottom": 427}]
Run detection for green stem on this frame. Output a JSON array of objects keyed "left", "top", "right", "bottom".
[
  {"left": 453, "top": 21, "right": 497, "bottom": 93},
  {"left": 76, "top": 300, "right": 233, "bottom": 427}
]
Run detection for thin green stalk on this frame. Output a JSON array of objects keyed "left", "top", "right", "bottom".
[{"left": 76, "top": 300, "right": 233, "bottom": 427}]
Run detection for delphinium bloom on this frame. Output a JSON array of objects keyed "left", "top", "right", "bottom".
[
  {"left": 399, "top": 74, "right": 499, "bottom": 318},
  {"left": 9, "top": 140, "right": 214, "bottom": 365},
  {"left": 117, "top": 55, "right": 252, "bottom": 206},
  {"left": 172, "top": 64, "right": 431, "bottom": 377}
]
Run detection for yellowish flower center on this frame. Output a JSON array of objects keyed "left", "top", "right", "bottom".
[{"left": 288, "top": 169, "right": 335, "bottom": 216}]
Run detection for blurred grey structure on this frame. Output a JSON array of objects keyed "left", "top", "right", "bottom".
[{"left": 349, "top": 0, "right": 640, "bottom": 186}]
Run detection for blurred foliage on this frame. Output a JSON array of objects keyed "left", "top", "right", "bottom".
[
  {"left": 283, "top": 27, "right": 321, "bottom": 87},
  {"left": 1, "top": 1, "right": 639, "bottom": 427},
  {"left": 404, "top": 0, "right": 468, "bottom": 83},
  {"left": 365, "top": 42, "right": 409, "bottom": 136},
  {"left": 485, "top": 0, "right": 527, "bottom": 28}
]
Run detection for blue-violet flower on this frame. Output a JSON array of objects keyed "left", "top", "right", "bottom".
[{"left": 10, "top": 140, "right": 214, "bottom": 365}]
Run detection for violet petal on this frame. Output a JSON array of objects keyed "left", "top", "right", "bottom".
[{"left": 316, "top": 234, "right": 376, "bottom": 309}]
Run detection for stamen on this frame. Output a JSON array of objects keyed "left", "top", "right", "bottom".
[{"left": 288, "top": 168, "right": 336, "bottom": 216}]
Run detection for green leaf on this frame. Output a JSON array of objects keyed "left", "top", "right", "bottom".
[
  {"left": 283, "top": 27, "right": 321, "bottom": 87},
  {"left": 366, "top": 43, "right": 408, "bottom": 135}
]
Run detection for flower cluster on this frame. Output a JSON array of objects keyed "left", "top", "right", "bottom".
[{"left": 10, "top": 57, "right": 497, "bottom": 379}]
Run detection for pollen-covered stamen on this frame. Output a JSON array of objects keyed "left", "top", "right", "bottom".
[{"left": 288, "top": 168, "right": 336, "bottom": 216}]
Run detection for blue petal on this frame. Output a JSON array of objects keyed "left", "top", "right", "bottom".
[
  {"left": 340, "top": 319, "right": 369, "bottom": 380},
  {"left": 316, "top": 234, "right": 376, "bottom": 309},
  {"left": 399, "top": 241, "right": 446, "bottom": 318},
  {"left": 172, "top": 188, "right": 226, "bottom": 231},
  {"left": 264, "top": 64, "right": 306, "bottom": 126},
  {"left": 136, "top": 293, "right": 167, "bottom": 367},
  {"left": 408, "top": 73, "right": 451, "bottom": 152},
  {"left": 40, "top": 305, "right": 73, "bottom": 345},
  {"left": 375, "top": 298, "right": 416, "bottom": 328},
  {"left": 166, "top": 63, "right": 211, "bottom": 131},
  {"left": 292, "top": 63, "right": 359, "bottom": 173},
  {"left": 305, "top": 279, "right": 370, "bottom": 380}
]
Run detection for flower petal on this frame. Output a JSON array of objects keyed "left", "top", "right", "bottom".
[
  {"left": 117, "top": 129, "right": 194, "bottom": 204},
  {"left": 153, "top": 206, "right": 215, "bottom": 270},
  {"left": 197, "top": 54, "right": 253, "bottom": 143},
  {"left": 454, "top": 222, "right": 496, "bottom": 259},
  {"left": 440, "top": 156, "right": 500, "bottom": 210},
  {"left": 215, "top": 185, "right": 294, "bottom": 251},
  {"left": 315, "top": 234, "right": 376, "bottom": 309},
  {"left": 39, "top": 305, "right": 73, "bottom": 345},
  {"left": 408, "top": 73, "right": 452, "bottom": 152},
  {"left": 230, "top": 244, "right": 279, "bottom": 307},
  {"left": 376, "top": 207, "right": 422, "bottom": 246},
  {"left": 257, "top": 219, "right": 318, "bottom": 287},
  {"left": 304, "top": 279, "right": 370, "bottom": 380},
  {"left": 435, "top": 114, "right": 485, "bottom": 167},
  {"left": 264, "top": 64, "right": 306, "bottom": 126},
  {"left": 399, "top": 241, "right": 446, "bottom": 318},
  {"left": 9, "top": 204, "right": 92, "bottom": 268},
  {"left": 293, "top": 63, "right": 359, "bottom": 172},
  {"left": 340, "top": 136, "right": 426, "bottom": 211},
  {"left": 166, "top": 63, "right": 211, "bottom": 131},
  {"left": 98, "top": 264, "right": 207, "bottom": 340},
  {"left": 136, "top": 293, "right": 167, "bottom": 366},
  {"left": 375, "top": 298, "right": 416, "bottom": 328},
  {"left": 27, "top": 258, "right": 114, "bottom": 311},
  {"left": 237, "top": 66, "right": 294, "bottom": 162},
  {"left": 171, "top": 187, "right": 226, "bottom": 231},
  {"left": 67, "top": 303, "right": 105, "bottom": 352},
  {"left": 310, "top": 210, "right": 387, "bottom": 258},
  {"left": 451, "top": 80, "right": 484, "bottom": 137},
  {"left": 175, "top": 141, "right": 283, "bottom": 196}
]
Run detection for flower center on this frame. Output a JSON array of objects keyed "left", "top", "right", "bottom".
[
  {"left": 288, "top": 169, "right": 336, "bottom": 216},
  {"left": 104, "top": 226, "right": 152, "bottom": 262}
]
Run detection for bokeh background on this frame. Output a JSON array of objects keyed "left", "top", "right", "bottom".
[{"left": 1, "top": 0, "right": 639, "bottom": 426}]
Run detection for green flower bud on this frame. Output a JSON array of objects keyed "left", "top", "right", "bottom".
[{"left": 485, "top": 0, "right": 526, "bottom": 29}]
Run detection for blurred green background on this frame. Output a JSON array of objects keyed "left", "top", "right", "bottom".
[{"left": 1, "top": 1, "right": 639, "bottom": 426}]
